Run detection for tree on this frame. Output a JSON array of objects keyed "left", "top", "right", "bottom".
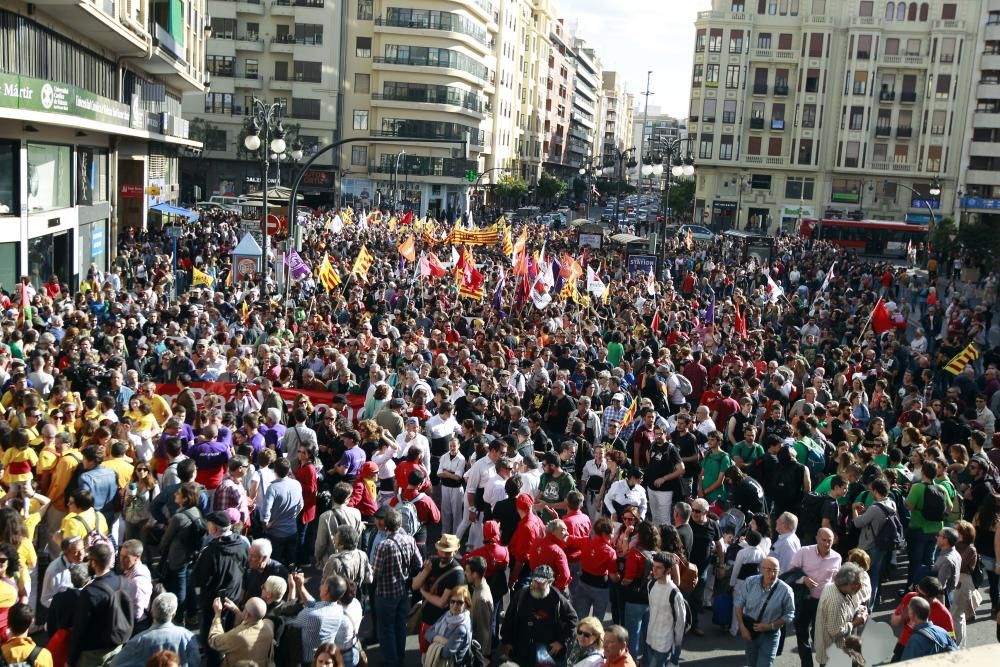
[
  {"left": 572, "top": 176, "right": 587, "bottom": 203},
  {"left": 537, "top": 172, "right": 567, "bottom": 207},
  {"left": 665, "top": 178, "right": 695, "bottom": 220},
  {"left": 494, "top": 175, "right": 528, "bottom": 208},
  {"left": 930, "top": 215, "right": 958, "bottom": 258},
  {"left": 594, "top": 178, "right": 636, "bottom": 198},
  {"left": 955, "top": 218, "right": 1000, "bottom": 266}
]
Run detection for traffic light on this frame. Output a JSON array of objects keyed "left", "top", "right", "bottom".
[{"left": 466, "top": 170, "right": 478, "bottom": 183}]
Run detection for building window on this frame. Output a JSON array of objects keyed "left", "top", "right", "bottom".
[
  {"left": 931, "top": 110, "right": 946, "bottom": 134},
  {"left": 844, "top": 140, "right": 860, "bottom": 167},
  {"left": 785, "top": 176, "right": 815, "bottom": 199},
  {"left": 894, "top": 143, "right": 909, "bottom": 163},
  {"left": 941, "top": 3, "right": 956, "bottom": 19},
  {"left": 750, "top": 174, "right": 771, "bottom": 189},
  {"left": 353, "top": 110, "right": 369, "bottom": 130},
  {"left": 852, "top": 71, "right": 868, "bottom": 95},
  {"left": 709, "top": 29, "right": 723, "bottom": 52},
  {"left": 906, "top": 38, "right": 921, "bottom": 56},
  {"left": 703, "top": 98, "right": 717, "bottom": 122},
  {"left": 723, "top": 99, "right": 737, "bottom": 123},
  {"left": 757, "top": 32, "right": 772, "bottom": 49},
  {"left": 210, "top": 17, "right": 236, "bottom": 38},
  {"left": 873, "top": 143, "right": 888, "bottom": 161},
  {"left": 857, "top": 35, "right": 872, "bottom": 59},
  {"left": 358, "top": 0, "right": 373, "bottom": 19},
  {"left": 798, "top": 139, "right": 813, "bottom": 164},
  {"left": 859, "top": 1, "right": 873, "bottom": 16},
  {"left": 885, "top": 38, "right": 899, "bottom": 55},
  {"left": 729, "top": 30, "right": 744, "bottom": 53},
  {"left": 699, "top": 134, "right": 714, "bottom": 159},
  {"left": 935, "top": 74, "right": 951, "bottom": 98},
  {"left": 706, "top": 64, "right": 720, "bottom": 86},
  {"left": 206, "top": 56, "right": 235, "bottom": 77},
  {"left": 926, "top": 144, "right": 942, "bottom": 171},
  {"left": 27, "top": 143, "right": 71, "bottom": 212},
  {"left": 294, "top": 61, "right": 322, "bottom": 83},
  {"left": 351, "top": 145, "right": 368, "bottom": 165},
  {"left": 695, "top": 29, "right": 705, "bottom": 52},
  {"left": 768, "top": 137, "right": 782, "bottom": 156},
  {"left": 726, "top": 65, "right": 741, "bottom": 89},
  {"left": 204, "top": 93, "right": 233, "bottom": 114},
  {"left": 940, "top": 37, "right": 955, "bottom": 63},
  {"left": 778, "top": 33, "right": 793, "bottom": 50},
  {"left": 802, "top": 104, "right": 816, "bottom": 128},
  {"left": 292, "top": 98, "right": 321, "bottom": 120},
  {"left": 720, "top": 135, "right": 734, "bottom": 160},
  {"left": 732, "top": 1, "right": 745, "bottom": 10},
  {"left": 0, "top": 141, "right": 18, "bottom": 216},
  {"left": 245, "top": 59, "right": 259, "bottom": 79},
  {"left": 692, "top": 64, "right": 703, "bottom": 86},
  {"left": 809, "top": 33, "right": 823, "bottom": 57},
  {"left": 748, "top": 135, "right": 762, "bottom": 155},
  {"left": 204, "top": 129, "right": 227, "bottom": 151},
  {"left": 356, "top": 36, "right": 372, "bottom": 57},
  {"left": 295, "top": 23, "right": 324, "bottom": 44},
  {"left": 77, "top": 147, "right": 108, "bottom": 206},
  {"left": 354, "top": 73, "right": 370, "bottom": 93}
]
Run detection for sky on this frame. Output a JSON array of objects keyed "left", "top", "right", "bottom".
[{"left": 566, "top": 0, "right": 712, "bottom": 119}]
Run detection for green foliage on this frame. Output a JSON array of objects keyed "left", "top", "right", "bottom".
[
  {"left": 665, "top": 179, "right": 695, "bottom": 217},
  {"left": 594, "top": 178, "right": 636, "bottom": 197},
  {"left": 495, "top": 175, "right": 529, "bottom": 206},
  {"left": 955, "top": 217, "right": 1000, "bottom": 264},
  {"left": 572, "top": 176, "right": 587, "bottom": 202},
  {"left": 537, "top": 172, "right": 567, "bottom": 204},
  {"left": 930, "top": 216, "right": 958, "bottom": 257}
]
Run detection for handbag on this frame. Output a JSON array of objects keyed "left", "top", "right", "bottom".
[
  {"left": 741, "top": 579, "right": 780, "bottom": 639},
  {"left": 407, "top": 599, "right": 425, "bottom": 635}
]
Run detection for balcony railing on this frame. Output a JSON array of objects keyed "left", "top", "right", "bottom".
[
  {"left": 374, "top": 16, "right": 491, "bottom": 47},
  {"left": 773, "top": 84, "right": 789, "bottom": 95},
  {"left": 897, "top": 126, "right": 913, "bottom": 137},
  {"left": 875, "top": 126, "right": 892, "bottom": 136},
  {"left": 749, "top": 117, "right": 764, "bottom": 129},
  {"left": 273, "top": 0, "right": 324, "bottom": 6},
  {"left": 752, "top": 83, "right": 768, "bottom": 94},
  {"left": 370, "top": 128, "right": 488, "bottom": 146},
  {"left": 879, "top": 90, "right": 895, "bottom": 101},
  {"left": 900, "top": 91, "right": 918, "bottom": 102},
  {"left": 370, "top": 91, "right": 485, "bottom": 113},
  {"left": 372, "top": 55, "right": 487, "bottom": 81}
]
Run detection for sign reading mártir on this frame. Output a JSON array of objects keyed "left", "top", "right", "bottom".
[{"left": 0, "top": 72, "right": 132, "bottom": 127}]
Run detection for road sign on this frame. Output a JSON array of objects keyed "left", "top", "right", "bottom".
[
  {"left": 145, "top": 185, "right": 161, "bottom": 196},
  {"left": 165, "top": 226, "right": 183, "bottom": 239},
  {"left": 239, "top": 220, "right": 264, "bottom": 245},
  {"left": 266, "top": 214, "right": 281, "bottom": 234}
]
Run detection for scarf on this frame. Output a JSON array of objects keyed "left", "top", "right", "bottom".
[{"left": 444, "top": 609, "right": 469, "bottom": 628}]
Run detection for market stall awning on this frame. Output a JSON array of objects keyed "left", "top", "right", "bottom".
[
  {"left": 610, "top": 233, "right": 645, "bottom": 244},
  {"left": 149, "top": 203, "right": 200, "bottom": 222}
]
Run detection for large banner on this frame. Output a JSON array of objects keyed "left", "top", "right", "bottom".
[{"left": 155, "top": 381, "right": 367, "bottom": 423}]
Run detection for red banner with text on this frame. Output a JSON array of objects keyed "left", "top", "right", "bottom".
[{"left": 155, "top": 382, "right": 367, "bottom": 423}]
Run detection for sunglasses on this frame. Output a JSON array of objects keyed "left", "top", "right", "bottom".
[
  {"left": 577, "top": 630, "right": 594, "bottom": 638},
  {"left": 448, "top": 599, "right": 465, "bottom": 606}
]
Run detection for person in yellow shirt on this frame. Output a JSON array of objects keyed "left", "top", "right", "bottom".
[
  {"left": 140, "top": 382, "right": 173, "bottom": 426},
  {"left": 1, "top": 603, "right": 53, "bottom": 667},
  {"left": 103, "top": 442, "right": 135, "bottom": 491},
  {"left": 0, "top": 430, "right": 38, "bottom": 490},
  {"left": 56, "top": 489, "right": 110, "bottom": 550},
  {"left": 45, "top": 434, "right": 83, "bottom": 527},
  {"left": 0, "top": 373, "right": 29, "bottom": 410},
  {"left": 0, "top": 487, "right": 49, "bottom": 599},
  {"left": 126, "top": 399, "right": 161, "bottom": 442}
]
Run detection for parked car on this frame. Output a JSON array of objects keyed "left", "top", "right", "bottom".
[{"left": 677, "top": 224, "right": 717, "bottom": 242}]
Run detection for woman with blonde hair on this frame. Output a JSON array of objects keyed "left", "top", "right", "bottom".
[
  {"left": 568, "top": 616, "right": 605, "bottom": 667},
  {"left": 423, "top": 584, "right": 472, "bottom": 666},
  {"left": 952, "top": 520, "right": 983, "bottom": 647},
  {"left": 846, "top": 548, "right": 873, "bottom": 605}
]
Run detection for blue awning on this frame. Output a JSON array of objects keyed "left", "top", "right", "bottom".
[{"left": 149, "top": 203, "right": 200, "bottom": 222}]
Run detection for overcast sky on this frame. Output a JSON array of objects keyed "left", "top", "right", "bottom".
[{"left": 567, "top": 0, "right": 711, "bottom": 119}]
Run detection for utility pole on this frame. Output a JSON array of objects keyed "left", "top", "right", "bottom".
[{"left": 639, "top": 71, "right": 654, "bottom": 207}]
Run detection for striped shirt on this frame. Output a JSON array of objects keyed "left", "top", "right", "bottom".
[{"left": 373, "top": 532, "right": 423, "bottom": 598}]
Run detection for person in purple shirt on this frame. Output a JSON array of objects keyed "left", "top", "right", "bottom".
[
  {"left": 156, "top": 417, "right": 195, "bottom": 462},
  {"left": 186, "top": 424, "right": 232, "bottom": 491},
  {"left": 259, "top": 408, "right": 287, "bottom": 449},
  {"left": 334, "top": 429, "right": 365, "bottom": 484},
  {"left": 239, "top": 414, "right": 267, "bottom": 454}
]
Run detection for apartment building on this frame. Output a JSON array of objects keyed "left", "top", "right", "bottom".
[
  {"left": 512, "top": 0, "right": 555, "bottom": 189},
  {"left": 541, "top": 17, "right": 574, "bottom": 178},
  {"left": 957, "top": 0, "right": 1000, "bottom": 228},
  {"left": 0, "top": 0, "right": 205, "bottom": 290},
  {"left": 181, "top": 0, "right": 342, "bottom": 204},
  {"left": 601, "top": 71, "right": 635, "bottom": 169},
  {"left": 570, "top": 37, "right": 603, "bottom": 168},
  {"left": 689, "top": 0, "right": 978, "bottom": 233},
  {"left": 632, "top": 108, "right": 685, "bottom": 158}
]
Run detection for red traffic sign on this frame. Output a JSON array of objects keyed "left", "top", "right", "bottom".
[{"left": 266, "top": 214, "right": 281, "bottom": 234}]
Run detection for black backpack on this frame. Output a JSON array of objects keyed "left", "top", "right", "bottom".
[
  {"left": 921, "top": 483, "right": 947, "bottom": 522},
  {"left": 797, "top": 492, "right": 830, "bottom": 536},
  {"left": 0, "top": 645, "right": 42, "bottom": 667},
  {"left": 873, "top": 503, "right": 906, "bottom": 552},
  {"left": 94, "top": 576, "right": 135, "bottom": 645}
]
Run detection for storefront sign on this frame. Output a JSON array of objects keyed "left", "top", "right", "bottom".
[
  {"left": 91, "top": 225, "right": 105, "bottom": 257},
  {"left": 910, "top": 197, "right": 940, "bottom": 210},
  {"left": 301, "top": 169, "right": 334, "bottom": 189},
  {"left": 781, "top": 204, "right": 815, "bottom": 218},
  {"left": 961, "top": 196, "right": 1000, "bottom": 209},
  {"left": 0, "top": 72, "right": 131, "bottom": 127},
  {"left": 626, "top": 253, "right": 658, "bottom": 276},
  {"left": 831, "top": 192, "right": 860, "bottom": 203},
  {"left": 119, "top": 184, "right": 144, "bottom": 199}
]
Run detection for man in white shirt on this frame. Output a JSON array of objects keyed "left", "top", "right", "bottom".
[
  {"left": 482, "top": 458, "right": 514, "bottom": 510},
  {"left": 693, "top": 405, "right": 717, "bottom": 437},
  {"left": 603, "top": 468, "right": 648, "bottom": 520},
  {"left": 461, "top": 440, "right": 503, "bottom": 549},
  {"left": 769, "top": 511, "right": 802, "bottom": 573},
  {"left": 396, "top": 417, "right": 430, "bottom": 469},
  {"left": 40, "top": 535, "right": 85, "bottom": 611},
  {"left": 436, "top": 438, "right": 467, "bottom": 535},
  {"left": 647, "top": 551, "right": 686, "bottom": 666}
]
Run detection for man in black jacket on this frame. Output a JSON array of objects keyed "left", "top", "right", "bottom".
[
  {"left": 500, "top": 565, "right": 578, "bottom": 666},
  {"left": 193, "top": 511, "right": 249, "bottom": 667},
  {"left": 68, "top": 543, "right": 133, "bottom": 667}
]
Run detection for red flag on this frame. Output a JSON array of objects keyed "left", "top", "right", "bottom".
[
  {"left": 426, "top": 252, "right": 447, "bottom": 277},
  {"left": 651, "top": 309, "right": 661, "bottom": 336},
  {"left": 400, "top": 211, "right": 414, "bottom": 225},
  {"left": 871, "top": 297, "right": 893, "bottom": 334},
  {"left": 734, "top": 304, "right": 747, "bottom": 339}
]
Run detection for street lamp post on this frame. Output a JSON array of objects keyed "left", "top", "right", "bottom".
[
  {"left": 885, "top": 177, "right": 942, "bottom": 231},
  {"left": 244, "top": 98, "right": 289, "bottom": 297},
  {"left": 578, "top": 153, "right": 602, "bottom": 221},
  {"left": 604, "top": 147, "right": 637, "bottom": 228},
  {"left": 724, "top": 175, "right": 749, "bottom": 231}
]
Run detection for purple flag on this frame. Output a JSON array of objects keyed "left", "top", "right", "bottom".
[
  {"left": 705, "top": 299, "right": 715, "bottom": 325},
  {"left": 284, "top": 248, "right": 312, "bottom": 279}
]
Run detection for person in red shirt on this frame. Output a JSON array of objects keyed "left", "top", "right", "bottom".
[
  {"left": 462, "top": 520, "right": 510, "bottom": 603},
  {"left": 700, "top": 378, "right": 723, "bottom": 416},
  {"left": 567, "top": 517, "right": 618, "bottom": 619},
  {"left": 683, "top": 351, "right": 709, "bottom": 405},
  {"left": 712, "top": 383, "right": 741, "bottom": 431},
  {"left": 561, "top": 491, "right": 592, "bottom": 571},
  {"left": 394, "top": 447, "right": 431, "bottom": 494},
  {"left": 890, "top": 576, "right": 955, "bottom": 662},
  {"left": 529, "top": 519, "right": 572, "bottom": 592},
  {"left": 348, "top": 461, "right": 379, "bottom": 518},
  {"left": 294, "top": 445, "right": 318, "bottom": 565},
  {"left": 508, "top": 492, "right": 545, "bottom": 588}
]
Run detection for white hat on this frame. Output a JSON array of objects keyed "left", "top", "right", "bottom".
[{"left": 612, "top": 393, "right": 625, "bottom": 402}]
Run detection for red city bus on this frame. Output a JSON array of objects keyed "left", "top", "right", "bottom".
[{"left": 799, "top": 218, "right": 928, "bottom": 258}]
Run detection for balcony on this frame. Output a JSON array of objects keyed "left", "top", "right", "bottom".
[
  {"left": 235, "top": 35, "right": 264, "bottom": 51},
  {"left": 236, "top": 0, "right": 264, "bottom": 13},
  {"left": 374, "top": 16, "right": 491, "bottom": 49},
  {"left": 773, "top": 84, "right": 789, "bottom": 96},
  {"left": 851, "top": 16, "right": 882, "bottom": 27},
  {"left": 269, "top": 0, "right": 293, "bottom": 13},
  {"left": 749, "top": 117, "right": 765, "bottom": 129},
  {"left": 875, "top": 126, "right": 892, "bottom": 137},
  {"left": 371, "top": 90, "right": 485, "bottom": 115},
  {"left": 771, "top": 118, "right": 785, "bottom": 130},
  {"left": 900, "top": 91, "right": 917, "bottom": 103},
  {"left": 269, "top": 35, "right": 295, "bottom": 52},
  {"left": 881, "top": 54, "right": 926, "bottom": 67},
  {"left": 144, "top": 21, "right": 206, "bottom": 92},
  {"left": 879, "top": 90, "right": 896, "bottom": 102},
  {"left": 235, "top": 73, "right": 262, "bottom": 89},
  {"left": 897, "top": 126, "right": 913, "bottom": 138},
  {"left": 269, "top": 76, "right": 293, "bottom": 90},
  {"left": 372, "top": 55, "right": 488, "bottom": 82},
  {"left": 752, "top": 83, "right": 768, "bottom": 95},
  {"left": 29, "top": 0, "right": 149, "bottom": 56},
  {"left": 744, "top": 155, "right": 785, "bottom": 165},
  {"left": 370, "top": 127, "right": 488, "bottom": 148}
]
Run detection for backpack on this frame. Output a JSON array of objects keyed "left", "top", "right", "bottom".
[
  {"left": 94, "top": 575, "right": 135, "bottom": 645},
  {"left": 920, "top": 483, "right": 947, "bottom": 522},
  {"left": 183, "top": 508, "right": 209, "bottom": 552},
  {"left": 799, "top": 442, "right": 826, "bottom": 480},
  {"left": 670, "top": 587, "right": 694, "bottom": 633},
  {"left": 916, "top": 627, "right": 957, "bottom": 654},
  {"left": 672, "top": 373, "right": 693, "bottom": 397},
  {"left": 873, "top": 503, "right": 906, "bottom": 552},
  {"left": 798, "top": 492, "right": 830, "bottom": 536},
  {"left": 0, "top": 645, "right": 43, "bottom": 667},
  {"left": 623, "top": 549, "right": 654, "bottom": 604},
  {"left": 396, "top": 492, "right": 424, "bottom": 537},
  {"left": 677, "top": 554, "right": 699, "bottom": 594},
  {"left": 73, "top": 514, "right": 114, "bottom": 552},
  {"left": 61, "top": 452, "right": 85, "bottom": 507},
  {"left": 274, "top": 618, "right": 303, "bottom": 667}
]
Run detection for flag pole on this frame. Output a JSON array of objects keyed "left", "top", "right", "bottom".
[{"left": 855, "top": 299, "right": 879, "bottom": 346}]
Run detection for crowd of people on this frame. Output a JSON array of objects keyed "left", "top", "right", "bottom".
[{"left": 0, "top": 202, "right": 996, "bottom": 667}]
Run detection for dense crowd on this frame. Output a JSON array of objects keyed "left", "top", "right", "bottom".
[{"left": 0, "top": 202, "right": 996, "bottom": 667}]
